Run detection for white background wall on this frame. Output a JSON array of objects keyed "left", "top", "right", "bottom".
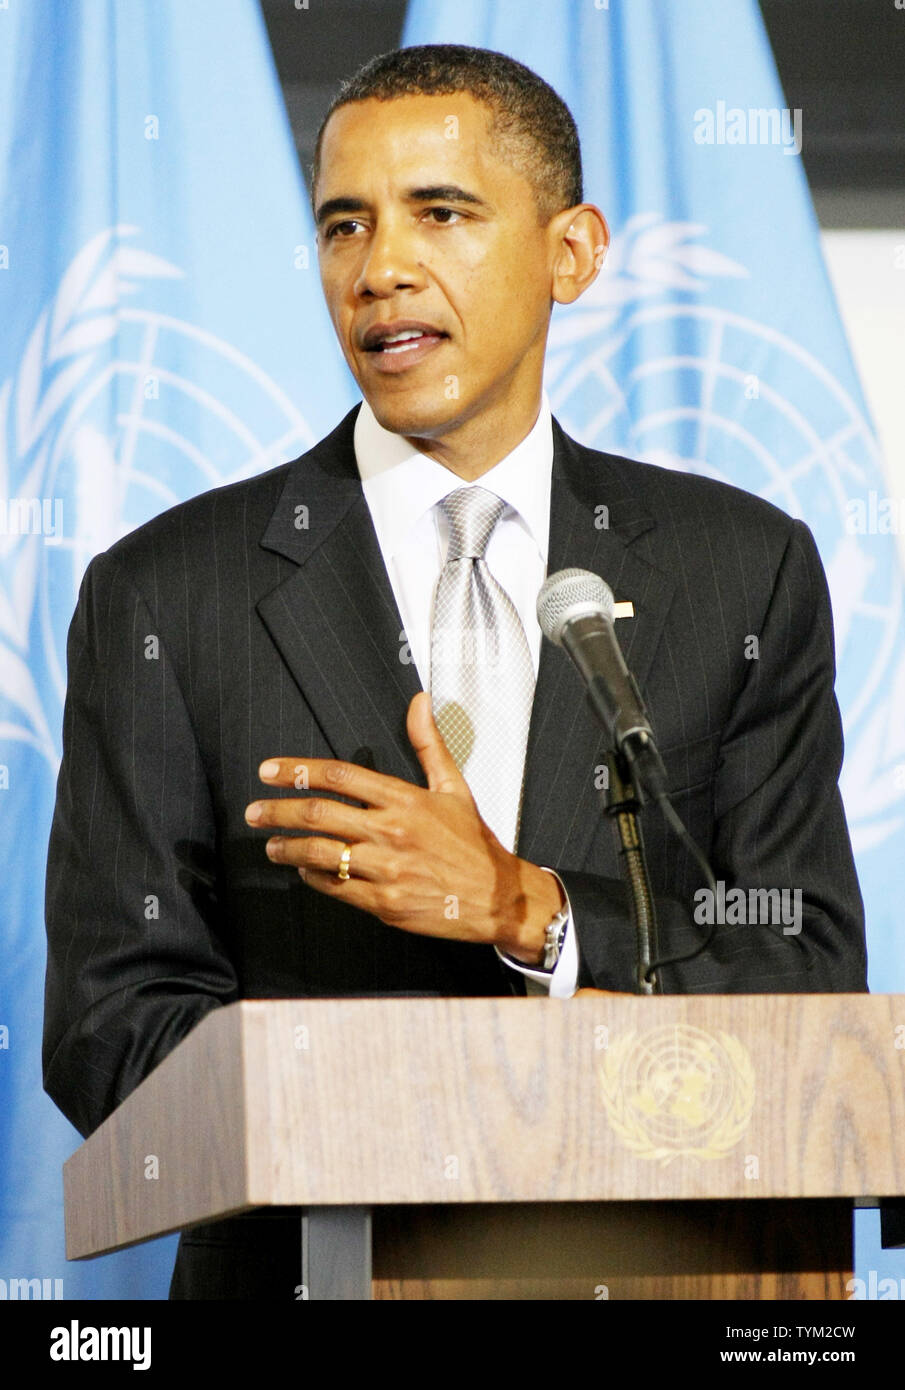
[{"left": 822, "top": 230, "right": 905, "bottom": 568}]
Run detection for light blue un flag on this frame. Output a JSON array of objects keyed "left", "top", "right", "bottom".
[
  {"left": 403, "top": 0, "right": 905, "bottom": 1287},
  {"left": 0, "top": 0, "right": 355, "bottom": 1298}
]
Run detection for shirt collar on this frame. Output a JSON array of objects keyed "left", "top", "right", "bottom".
[{"left": 354, "top": 392, "right": 554, "bottom": 562}]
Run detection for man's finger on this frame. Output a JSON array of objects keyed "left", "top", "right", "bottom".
[
  {"left": 265, "top": 834, "right": 381, "bottom": 881},
  {"left": 296, "top": 865, "right": 383, "bottom": 913},
  {"left": 572, "top": 988, "right": 632, "bottom": 997},
  {"left": 257, "top": 756, "right": 412, "bottom": 807},
  {"left": 245, "top": 795, "right": 370, "bottom": 840},
  {"left": 406, "top": 691, "right": 469, "bottom": 796}
]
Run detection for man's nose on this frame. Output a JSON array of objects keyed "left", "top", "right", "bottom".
[{"left": 354, "top": 219, "right": 425, "bottom": 298}]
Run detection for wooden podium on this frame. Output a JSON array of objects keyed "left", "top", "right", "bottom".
[{"left": 63, "top": 994, "right": 905, "bottom": 1300}]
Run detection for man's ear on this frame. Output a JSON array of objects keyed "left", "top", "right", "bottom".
[{"left": 549, "top": 204, "right": 610, "bottom": 306}]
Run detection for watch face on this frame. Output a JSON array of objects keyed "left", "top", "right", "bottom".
[{"left": 541, "top": 912, "right": 568, "bottom": 970}]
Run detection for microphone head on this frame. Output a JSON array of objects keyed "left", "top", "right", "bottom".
[{"left": 537, "top": 568, "right": 615, "bottom": 646}]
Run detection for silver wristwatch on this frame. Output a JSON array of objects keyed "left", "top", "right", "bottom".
[{"left": 541, "top": 902, "right": 570, "bottom": 970}]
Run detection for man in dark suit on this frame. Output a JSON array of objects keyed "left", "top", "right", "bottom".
[{"left": 43, "top": 45, "right": 867, "bottom": 1300}]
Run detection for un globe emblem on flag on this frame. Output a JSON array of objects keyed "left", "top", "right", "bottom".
[
  {"left": 544, "top": 214, "right": 905, "bottom": 856},
  {"left": 0, "top": 227, "right": 317, "bottom": 775},
  {"left": 598, "top": 1023, "right": 756, "bottom": 1165}
]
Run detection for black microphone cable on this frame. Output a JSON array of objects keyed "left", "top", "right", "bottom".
[{"left": 643, "top": 789, "right": 721, "bottom": 984}]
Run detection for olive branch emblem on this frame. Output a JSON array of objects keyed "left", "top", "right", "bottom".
[
  {"left": 598, "top": 1026, "right": 756, "bottom": 1166},
  {"left": 0, "top": 225, "right": 182, "bottom": 769}
]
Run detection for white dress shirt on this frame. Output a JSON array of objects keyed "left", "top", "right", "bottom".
[{"left": 353, "top": 392, "right": 579, "bottom": 999}]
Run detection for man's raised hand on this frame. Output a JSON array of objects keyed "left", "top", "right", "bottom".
[{"left": 244, "top": 691, "right": 561, "bottom": 963}]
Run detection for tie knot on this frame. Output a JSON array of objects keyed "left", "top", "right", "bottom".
[{"left": 441, "top": 486, "right": 505, "bottom": 561}]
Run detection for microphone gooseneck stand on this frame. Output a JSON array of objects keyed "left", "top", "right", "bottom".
[
  {"left": 596, "top": 730, "right": 722, "bottom": 993},
  {"left": 597, "top": 740, "right": 722, "bottom": 993},
  {"left": 601, "top": 749, "right": 661, "bottom": 995}
]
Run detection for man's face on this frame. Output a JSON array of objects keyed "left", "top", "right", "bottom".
[{"left": 314, "top": 92, "right": 562, "bottom": 443}]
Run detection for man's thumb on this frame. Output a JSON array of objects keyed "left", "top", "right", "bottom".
[{"left": 407, "top": 692, "right": 469, "bottom": 795}]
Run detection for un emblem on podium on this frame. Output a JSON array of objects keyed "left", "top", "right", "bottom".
[{"left": 598, "top": 1024, "right": 756, "bottom": 1165}]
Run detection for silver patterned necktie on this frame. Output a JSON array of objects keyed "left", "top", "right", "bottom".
[{"left": 430, "top": 486, "right": 536, "bottom": 852}]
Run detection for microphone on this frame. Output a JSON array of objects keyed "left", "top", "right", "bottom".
[{"left": 537, "top": 568, "right": 667, "bottom": 800}]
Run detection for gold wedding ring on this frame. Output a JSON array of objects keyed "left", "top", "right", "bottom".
[{"left": 337, "top": 844, "right": 353, "bottom": 882}]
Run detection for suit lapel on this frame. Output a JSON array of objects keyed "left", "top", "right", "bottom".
[
  {"left": 257, "top": 407, "right": 424, "bottom": 783},
  {"left": 516, "top": 420, "right": 676, "bottom": 868}
]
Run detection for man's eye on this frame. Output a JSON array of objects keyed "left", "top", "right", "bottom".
[
  {"left": 425, "top": 207, "right": 460, "bottom": 224},
  {"left": 325, "top": 220, "right": 363, "bottom": 240}
]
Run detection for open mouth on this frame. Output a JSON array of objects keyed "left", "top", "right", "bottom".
[
  {"left": 360, "top": 324, "right": 451, "bottom": 374},
  {"left": 363, "top": 326, "right": 449, "bottom": 354}
]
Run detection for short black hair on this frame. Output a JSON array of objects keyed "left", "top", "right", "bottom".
[{"left": 311, "top": 43, "right": 583, "bottom": 223}]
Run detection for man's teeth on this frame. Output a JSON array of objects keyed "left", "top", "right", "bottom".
[{"left": 380, "top": 329, "right": 431, "bottom": 353}]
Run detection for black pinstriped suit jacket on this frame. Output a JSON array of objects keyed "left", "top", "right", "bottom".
[{"left": 43, "top": 403, "right": 867, "bottom": 1297}]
